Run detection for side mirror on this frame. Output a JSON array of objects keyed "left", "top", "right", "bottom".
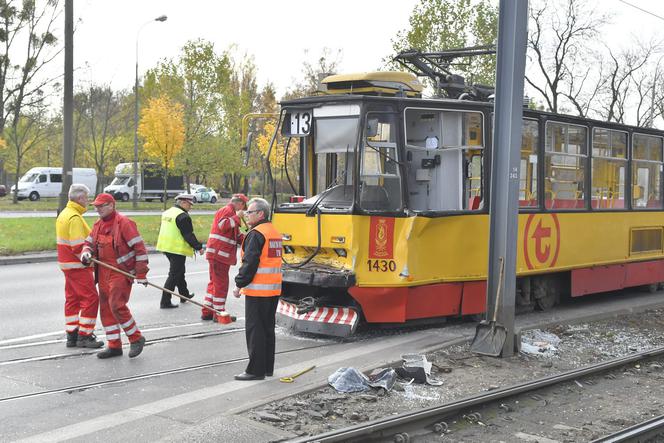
[
  {"left": 366, "top": 118, "right": 379, "bottom": 138},
  {"left": 242, "top": 133, "right": 253, "bottom": 167}
]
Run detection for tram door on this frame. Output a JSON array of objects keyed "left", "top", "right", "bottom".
[{"left": 404, "top": 109, "right": 484, "bottom": 212}]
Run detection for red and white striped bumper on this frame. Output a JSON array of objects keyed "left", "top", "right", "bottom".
[{"left": 276, "top": 299, "right": 359, "bottom": 337}]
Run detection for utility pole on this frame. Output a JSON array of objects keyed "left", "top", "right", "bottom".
[
  {"left": 58, "top": 0, "right": 73, "bottom": 213},
  {"left": 485, "top": 0, "right": 529, "bottom": 357}
]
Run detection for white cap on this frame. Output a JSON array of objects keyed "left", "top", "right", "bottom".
[{"left": 175, "top": 193, "right": 195, "bottom": 202}]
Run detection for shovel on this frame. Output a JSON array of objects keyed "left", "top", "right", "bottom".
[
  {"left": 470, "top": 256, "right": 507, "bottom": 356},
  {"left": 90, "top": 258, "right": 235, "bottom": 321}
]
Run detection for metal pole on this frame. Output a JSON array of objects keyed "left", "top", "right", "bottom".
[
  {"left": 132, "top": 41, "right": 139, "bottom": 209},
  {"left": 58, "top": 0, "right": 73, "bottom": 213},
  {"left": 132, "top": 15, "right": 167, "bottom": 209},
  {"left": 486, "top": 0, "right": 529, "bottom": 357}
]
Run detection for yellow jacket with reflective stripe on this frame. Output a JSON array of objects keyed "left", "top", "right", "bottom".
[
  {"left": 240, "top": 222, "right": 283, "bottom": 297},
  {"left": 56, "top": 201, "right": 91, "bottom": 270},
  {"left": 156, "top": 206, "right": 194, "bottom": 257}
]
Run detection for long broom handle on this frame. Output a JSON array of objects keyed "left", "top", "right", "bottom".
[
  {"left": 90, "top": 257, "right": 230, "bottom": 317},
  {"left": 491, "top": 256, "right": 505, "bottom": 323}
]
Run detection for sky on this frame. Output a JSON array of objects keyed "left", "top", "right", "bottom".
[
  {"left": 72, "top": 0, "right": 419, "bottom": 98},
  {"left": 50, "top": 0, "right": 664, "bottom": 103}
]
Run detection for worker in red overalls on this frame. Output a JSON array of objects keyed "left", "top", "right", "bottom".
[
  {"left": 81, "top": 193, "right": 148, "bottom": 359},
  {"left": 202, "top": 193, "right": 247, "bottom": 323},
  {"left": 56, "top": 184, "right": 103, "bottom": 349}
]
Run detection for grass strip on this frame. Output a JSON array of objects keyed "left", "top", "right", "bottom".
[
  {"left": 0, "top": 196, "right": 222, "bottom": 212},
  {"left": 0, "top": 214, "right": 215, "bottom": 256}
]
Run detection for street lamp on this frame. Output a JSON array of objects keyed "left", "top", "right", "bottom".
[{"left": 133, "top": 14, "right": 167, "bottom": 208}]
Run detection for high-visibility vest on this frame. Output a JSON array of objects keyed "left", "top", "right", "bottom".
[
  {"left": 56, "top": 200, "right": 91, "bottom": 270},
  {"left": 240, "top": 222, "right": 282, "bottom": 297},
  {"left": 156, "top": 206, "right": 194, "bottom": 257}
]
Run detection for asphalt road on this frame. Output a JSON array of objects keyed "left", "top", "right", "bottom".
[{"left": 3, "top": 256, "right": 664, "bottom": 441}]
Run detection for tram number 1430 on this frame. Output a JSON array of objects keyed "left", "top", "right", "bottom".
[{"left": 367, "top": 259, "right": 397, "bottom": 272}]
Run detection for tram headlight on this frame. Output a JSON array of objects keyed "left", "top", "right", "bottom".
[{"left": 334, "top": 248, "right": 347, "bottom": 258}]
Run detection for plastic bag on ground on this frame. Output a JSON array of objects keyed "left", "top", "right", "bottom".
[{"left": 328, "top": 367, "right": 397, "bottom": 393}]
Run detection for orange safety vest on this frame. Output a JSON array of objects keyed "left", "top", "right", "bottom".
[{"left": 240, "top": 222, "right": 283, "bottom": 297}]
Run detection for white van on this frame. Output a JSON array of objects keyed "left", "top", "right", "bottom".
[{"left": 11, "top": 167, "right": 97, "bottom": 201}]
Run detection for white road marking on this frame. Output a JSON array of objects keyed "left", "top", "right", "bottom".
[{"left": 17, "top": 332, "right": 427, "bottom": 442}]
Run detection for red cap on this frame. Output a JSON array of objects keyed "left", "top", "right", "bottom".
[
  {"left": 92, "top": 193, "right": 116, "bottom": 206},
  {"left": 232, "top": 193, "right": 248, "bottom": 203}
]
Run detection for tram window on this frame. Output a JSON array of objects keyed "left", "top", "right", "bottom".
[
  {"left": 310, "top": 116, "right": 358, "bottom": 207},
  {"left": 520, "top": 120, "right": 538, "bottom": 208},
  {"left": 632, "top": 134, "right": 663, "bottom": 209},
  {"left": 360, "top": 113, "right": 401, "bottom": 211},
  {"left": 403, "top": 108, "right": 484, "bottom": 212},
  {"left": 591, "top": 128, "right": 627, "bottom": 210},
  {"left": 544, "top": 122, "right": 587, "bottom": 209}
]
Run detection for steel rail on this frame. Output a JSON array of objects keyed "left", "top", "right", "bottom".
[
  {"left": 0, "top": 342, "right": 333, "bottom": 403},
  {"left": 0, "top": 327, "right": 246, "bottom": 366},
  {"left": 591, "top": 414, "right": 664, "bottom": 442},
  {"left": 292, "top": 345, "right": 664, "bottom": 442}
]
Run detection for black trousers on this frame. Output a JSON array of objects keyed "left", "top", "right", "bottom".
[
  {"left": 162, "top": 252, "right": 189, "bottom": 305},
  {"left": 244, "top": 295, "right": 279, "bottom": 376}
]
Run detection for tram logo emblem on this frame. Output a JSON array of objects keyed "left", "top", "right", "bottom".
[
  {"left": 369, "top": 217, "right": 394, "bottom": 259},
  {"left": 523, "top": 213, "right": 560, "bottom": 270}
]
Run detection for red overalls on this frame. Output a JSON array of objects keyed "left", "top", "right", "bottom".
[{"left": 97, "top": 228, "right": 142, "bottom": 349}]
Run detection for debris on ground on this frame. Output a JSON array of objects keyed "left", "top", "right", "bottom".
[
  {"left": 328, "top": 367, "right": 397, "bottom": 393},
  {"left": 248, "top": 308, "right": 664, "bottom": 438},
  {"left": 394, "top": 353, "right": 443, "bottom": 386}
]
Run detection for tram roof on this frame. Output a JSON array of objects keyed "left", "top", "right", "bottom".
[{"left": 280, "top": 94, "right": 664, "bottom": 136}]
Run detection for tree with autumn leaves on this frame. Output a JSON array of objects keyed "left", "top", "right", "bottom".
[{"left": 138, "top": 95, "right": 185, "bottom": 209}]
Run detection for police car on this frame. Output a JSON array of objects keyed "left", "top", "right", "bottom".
[{"left": 192, "top": 187, "right": 218, "bottom": 203}]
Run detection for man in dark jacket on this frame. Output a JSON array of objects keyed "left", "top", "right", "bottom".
[
  {"left": 233, "top": 197, "right": 282, "bottom": 381},
  {"left": 155, "top": 193, "right": 204, "bottom": 308}
]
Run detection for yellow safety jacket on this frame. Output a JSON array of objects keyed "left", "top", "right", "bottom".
[
  {"left": 156, "top": 206, "right": 194, "bottom": 257},
  {"left": 56, "top": 201, "right": 91, "bottom": 270},
  {"left": 240, "top": 222, "right": 283, "bottom": 297}
]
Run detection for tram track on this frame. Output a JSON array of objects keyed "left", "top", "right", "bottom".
[
  {"left": 291, "top": 345, "right": 664, "bottom": 442},
  {"left": 0, "top": 342, "right": 335, "bottom": 404},
  {"left": 0, "top": 326, "right": 247, "bottom": 366}
]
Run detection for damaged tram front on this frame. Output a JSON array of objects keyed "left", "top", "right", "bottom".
[{"left": 268, "top": 72, "right": 490, "bottom": 337}]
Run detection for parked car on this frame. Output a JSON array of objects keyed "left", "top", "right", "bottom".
[
  {"left": 0, "top": 184, "right": 6, "bottom": 197},
  {"left": 189, "top": 183, "right": 205, "bottom": 193},
  {"left": 192, "top": 187, "right": 218, "bottom": 203}
]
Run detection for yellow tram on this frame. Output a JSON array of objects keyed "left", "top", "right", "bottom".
[{"left": 260, "top": 53, "right": 664, "bottom": 337}]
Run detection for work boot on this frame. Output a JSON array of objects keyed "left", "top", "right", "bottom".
[
  {"left": 97, "top": 347, "right": 123, "bottom": 359},
  {"left": 160, "top": 302, "right": 178, "bottom": 309},
  {"left": 180, "top": 292, "right": 194, "bottom": 304},
  {"left": 66, "top": 329, "right": 78, "bottom": 348},
  {"left": 77, "top": 333, "right": 104, "bottom": 348},
  {"left": 128, "top": 336, "right": 146, "bottom": 358}
]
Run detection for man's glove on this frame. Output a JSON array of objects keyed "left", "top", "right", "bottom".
[
  {"left": 80, "top": 251, "right": 92, "bottom": 266},
  {"left": 135, "top": 277, "right": 148, "bottom": 286}
]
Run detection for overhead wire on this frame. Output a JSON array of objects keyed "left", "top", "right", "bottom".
[{"left": 617, "top": 0, "right": 664, "bottom": 22}]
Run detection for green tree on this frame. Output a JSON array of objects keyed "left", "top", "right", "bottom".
[
  {"left": 73, "top": 85, "right": 131, "bottom": 193},
  {"left": 283, "top": 48, "right": 342, "bottom": 100},
  {"left": 218, "top": 52, "right": 259, "bottom": 193},
  {"left": 138, "top": 95, "right": 185, "bottom": 209},
  {"left": 388, "top": 0, "right": 498, "bottom": 88},
  {"left": 0, "top": 0, "right": 61, "bottom": 201},
  {"left": 144, "top": 39, "right": 232, "bottom": 191}
]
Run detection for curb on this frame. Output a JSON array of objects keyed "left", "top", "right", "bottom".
[{"left": 0, "top": 247, "right": 161, "bottom": 266}]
